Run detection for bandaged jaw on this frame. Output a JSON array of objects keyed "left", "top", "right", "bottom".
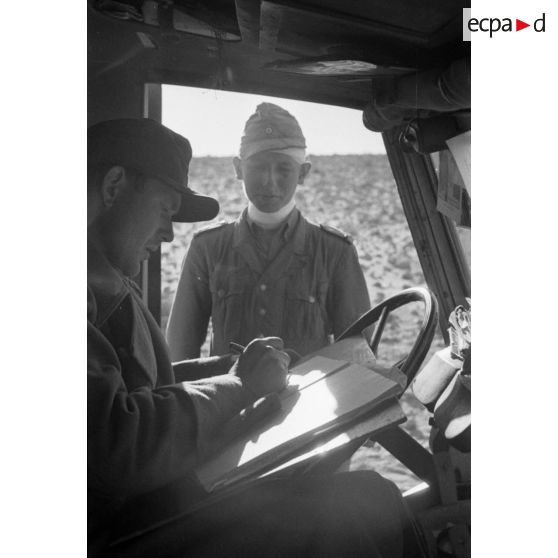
[
  {"left": 243, "top": 150, "right": 304, "bottom": 227},
  {"left": 247, "top": 197, "right": 296, "bottom": 228}
]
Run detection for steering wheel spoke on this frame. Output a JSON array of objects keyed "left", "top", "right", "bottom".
[
  {"left": 337, "top": 287, "right": 439, "bottom": 388},
  {"left": 369, "top": 306, "right": 389, "bottom": 355}
]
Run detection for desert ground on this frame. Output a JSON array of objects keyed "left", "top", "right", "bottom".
[{"left": 162, "top": 154, "right": 447, "bottom": 490}]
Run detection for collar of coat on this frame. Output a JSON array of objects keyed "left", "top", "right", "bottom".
[{"left": 87, "top": 243, "right": 131, "bottom": 328}]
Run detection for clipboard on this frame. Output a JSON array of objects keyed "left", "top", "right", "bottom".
[{"left": 196, "top": 353, "right": 405, "bottom": 491}]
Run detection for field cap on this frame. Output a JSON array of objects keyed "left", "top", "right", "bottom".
[
  {"left": 88, "top": 118, "right": 219, "bottom": 222},
  {"left": 239, "top": 103, "right": 306, "bottom": 161}
]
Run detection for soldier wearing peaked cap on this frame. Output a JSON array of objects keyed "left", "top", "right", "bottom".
[
  {"left": 167, "top": 102, "right": 371, "bottom": 361},
  {"left": 88, "top": 118, "right": 291, "bottom": 551}
]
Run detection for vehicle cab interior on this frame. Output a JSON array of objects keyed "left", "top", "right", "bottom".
[{"left": 88, "top": 1, "right": 471, "bottom": 556}]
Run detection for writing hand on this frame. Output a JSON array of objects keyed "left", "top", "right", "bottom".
[{"left": 231, "top": 337, "right": 290, "bottom": 399}]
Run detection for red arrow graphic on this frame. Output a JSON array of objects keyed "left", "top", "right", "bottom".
[{"left": 516, "top": 19, "right": 530, "bottom": 31}]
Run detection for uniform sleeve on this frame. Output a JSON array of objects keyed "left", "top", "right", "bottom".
[
  {"left": 328, "top": 243, "right": 371, "bottom": 339},
  {"left": 166, "top": 238, "right": 212, "bottom": 361},
  {"left": 88, "top": 320, "right": 252, "bottom": 501}
]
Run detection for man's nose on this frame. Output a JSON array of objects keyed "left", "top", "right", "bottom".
[
  {"left": 263, "top": 169, "right": 281, "bottom": 191},
  {"left": 160, "top": 220, "right": 174, "bottom": 243},
  {"left": 261, "top": 168, "right": 272, "bottom": 187}
]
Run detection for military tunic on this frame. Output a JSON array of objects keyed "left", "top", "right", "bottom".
[{"left": 167, "top": 209, "right": 371, "bottom": 360}]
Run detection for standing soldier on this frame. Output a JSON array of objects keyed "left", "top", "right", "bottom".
[{"left": 167, "top": 102, "right": 370, "bottom": 361}]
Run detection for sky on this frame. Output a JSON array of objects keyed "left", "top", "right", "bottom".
[{"left": 162, "top": 84, "right": 386, "bottom": 157}]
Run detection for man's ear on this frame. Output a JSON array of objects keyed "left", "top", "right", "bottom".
[
  {"left": 232, "top": 157, "right": 243, "bottom": 180},
  {"left": 100, "top": 166, "right": 127, "bottom": 207},
  {"left": 297, "top": 161, "right": 312, "bottom": 185}
]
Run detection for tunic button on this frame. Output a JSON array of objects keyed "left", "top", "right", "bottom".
[
  {"left": 259, "top": 308, "right": 267, "bottom": 316},
  {"left": 260, "top": 284, "right": 267, "bottom": 291},
  {"left": 265, "top": 127, "right": 273, "bottom": 135},
  {"left": 218, "top": 289, "right": 225, "bottom": 298},
  {"left": 308, "top": 295, "right": 316, "bottom": 303}
]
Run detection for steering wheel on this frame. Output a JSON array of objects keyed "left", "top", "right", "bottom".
[{"left": 336, "top": 287, "right": 439, "bottom": 388}]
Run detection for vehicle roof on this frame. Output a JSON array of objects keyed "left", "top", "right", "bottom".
[{"left": 88, "top": 0, "right": 470, "bottom": 110}]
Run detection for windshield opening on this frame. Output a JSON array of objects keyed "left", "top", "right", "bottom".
[{"left": 160, "top": 84, "right": 447, "bottom": 491}]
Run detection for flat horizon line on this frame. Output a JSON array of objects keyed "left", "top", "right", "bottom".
[{"left": 191, "top": 152, "right": 387, "bottom": 158}]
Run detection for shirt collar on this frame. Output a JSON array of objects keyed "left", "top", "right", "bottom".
[{"left": 234, "top": 207, "right": 305, "bottom": 251}]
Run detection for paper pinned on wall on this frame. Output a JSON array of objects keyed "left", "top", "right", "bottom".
[{"left": 446, "top": 130, "right": 471, "bottom": 195}]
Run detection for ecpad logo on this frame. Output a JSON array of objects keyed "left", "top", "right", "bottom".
[{"left": 462, "top": 9, "right": 546, "bottom": 40}]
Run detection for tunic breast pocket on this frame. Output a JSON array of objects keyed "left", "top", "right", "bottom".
[
  {"left": 209, "top": 269, "right": 248, "bottom": 341},
  {"left": 283, "top": 280, "right": 329, "bottom": 343}
]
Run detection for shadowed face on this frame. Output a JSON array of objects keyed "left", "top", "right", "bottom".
[
  {"left": 234, "top": 151, "right": 310, "bottom": 213},
  {"left": 95, "top": 170, "right": 182, "bottom": 277}
]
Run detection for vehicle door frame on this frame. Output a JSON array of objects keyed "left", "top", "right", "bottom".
[{"left": 383, "top": 127, "right": 471, "bottom": 339}]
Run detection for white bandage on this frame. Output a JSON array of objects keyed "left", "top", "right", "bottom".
[{"left": 247, "top": 198, "right": 296, "bottom": 228}]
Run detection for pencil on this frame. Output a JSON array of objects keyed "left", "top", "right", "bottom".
[{"left": 229, "top": 342, "right": 245, "bottom": 354}]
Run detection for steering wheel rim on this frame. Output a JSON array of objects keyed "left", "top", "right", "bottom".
[{"left": 336, "top": 287, "right": 439, "bottom": 387}]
